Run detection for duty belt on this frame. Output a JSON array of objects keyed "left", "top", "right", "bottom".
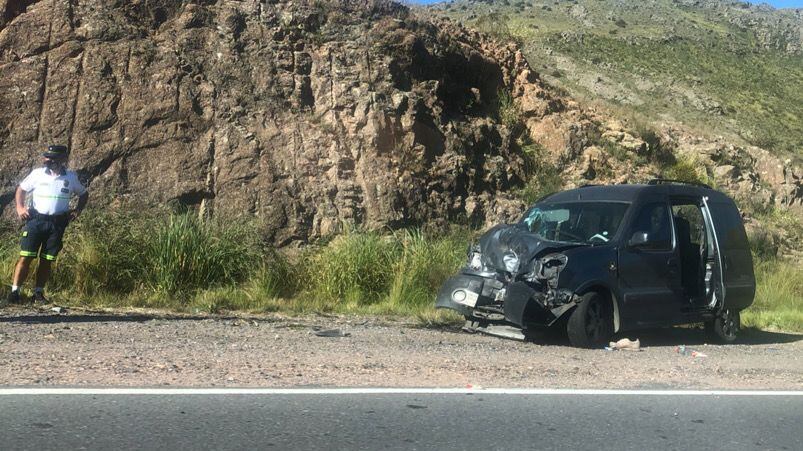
[{"left": 30, "top": 210, "right": 69, "bottom": 221}]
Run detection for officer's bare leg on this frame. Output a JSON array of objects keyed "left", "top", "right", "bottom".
[
  {"left": 12, "top": 256, "right": 34, "bottom": 287},
  {"left": 35, "top": 259, "right": 52, "bottom": 290}
]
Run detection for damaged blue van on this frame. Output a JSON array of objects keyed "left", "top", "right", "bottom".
[{"left": 436, "top": 180, "right": 755, "bottom": 348}]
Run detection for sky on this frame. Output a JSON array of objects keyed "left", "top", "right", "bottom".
[
  {"left": 409, "top": 0, "right": 803, "bottom": 7},
  {"left": 746, "top": 0, "right": 803, "bottom": 7}
]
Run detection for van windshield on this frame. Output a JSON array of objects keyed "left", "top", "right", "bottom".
[{"left": 520, "top": 202, "right": 630, "bottom": 244}]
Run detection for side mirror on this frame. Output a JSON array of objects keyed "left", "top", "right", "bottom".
[{"left": 628, "top": 231, "right": 650, "bottom": 248}]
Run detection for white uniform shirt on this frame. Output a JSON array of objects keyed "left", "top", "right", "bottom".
[{"left": 19, "top": 167, "right": 87, "bottom": 215}]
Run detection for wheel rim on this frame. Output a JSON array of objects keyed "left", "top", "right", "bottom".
[
  {"left": 721, "top": 310, "right": 738, "bottom": 339},
  {"left": 585, "top": 300, "right": 604, "bottom": 341}
]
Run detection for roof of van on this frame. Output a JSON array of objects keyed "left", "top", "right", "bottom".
[{"left": 541, "top": 183, "right": 734, "bottom": 204}]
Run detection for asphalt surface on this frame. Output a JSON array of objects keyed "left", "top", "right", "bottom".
[{"left": 1, "top": 391, "right": 801, "bottom": 450}]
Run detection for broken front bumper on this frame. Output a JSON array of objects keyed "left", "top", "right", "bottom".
[
  {"left": 435, "top": 273, "right": 576, "bottom": 327},
  {"left": 435, "top": 273, "right": 498, "bottom": 317}
]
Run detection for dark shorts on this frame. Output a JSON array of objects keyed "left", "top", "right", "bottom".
[{"left": 20, "top": 216, "right": 69, "bottom": 261}]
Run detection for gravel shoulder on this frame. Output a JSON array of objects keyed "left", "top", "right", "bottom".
[{"left": 1, "top": 306, "right": 801, "bottom": 389}]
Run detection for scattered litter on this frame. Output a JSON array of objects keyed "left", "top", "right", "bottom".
[
  {"left": 313, "top": 329, "right": 351, "bottom": 338},
  {"left": 676, "top": 345, "right": 708, "bottom": 358},
  {"left": 607, "top": 338, "right": 641, "bottom": 351},
  {"left": 50, "top": 306, "right": 64, "bottom": 314}
]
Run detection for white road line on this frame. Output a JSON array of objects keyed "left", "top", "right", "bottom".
[{"left": 0, "top": 388, "right": 801, "bottom": 396}]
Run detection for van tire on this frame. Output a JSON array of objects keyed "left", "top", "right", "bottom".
[
  {"left": 705, "top": 309, "right": 740, "bottom": 343},
  {"left": 567, "top": 291, "right": 613, "bottom": 348}
]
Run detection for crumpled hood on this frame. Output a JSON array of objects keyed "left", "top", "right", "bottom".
[{"left": 477, "top": 224, "right": 584, "bottom": 274}]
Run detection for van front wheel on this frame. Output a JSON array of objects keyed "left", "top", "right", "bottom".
[
  {"left": 567, "top": 291, "right": 613, "bottom": 348},
  {"left": 705, "top": 309, "right": 740, "bottom": 343}
]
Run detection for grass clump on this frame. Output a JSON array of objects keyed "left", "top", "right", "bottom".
[
  {"left": 304, "top": 231, "right": 400, "bottom": 308},
  {"left": 0, "top": 211, "right": 275, "bottom": 308},
  {"left": 497, "top": 89, "right": 522, "bottom": 130},
  {"left": 517, "top": 141, "right": 563, "bottom": 204},
  {"left": 383, "top": 229, "right": 467, "bottom": 314},
  {"left": 659, "top": 154, "right": 714, "bottom": 187},
  {"left": 742, "top": 257, "right": 803, "bottom": 332},
  {"left": 474, "top": 12, "right": 520, "bottom": 44},
  {"left": 1, "top": 212, "right": 476, "bottom": 318},
  {"left": 143, "top": 214, "right": 260, "bottom": 296},
  {"left": 251, "top": 249, "right": 299, "bottom": 300}
]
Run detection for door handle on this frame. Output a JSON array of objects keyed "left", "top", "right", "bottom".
[{"left": 667, "top": 258, "right": 679, "bottom": 268}]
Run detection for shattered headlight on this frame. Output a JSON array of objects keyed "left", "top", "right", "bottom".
[
  {"left": 467, "top": 244, "right": 483, "bottom": 270},
  {"left": 469, "top": 252, "right": 483, "bottom": 270},
  {"left": 503, "top": 251, "right": 520, "bottom": 273}
]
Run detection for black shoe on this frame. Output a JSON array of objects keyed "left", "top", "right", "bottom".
[
  {"left": 6, "top": 290, "right": 20, "bottom": 305},
  {"left": 32, "top": 291, "right": 48, "bottom": 304}
]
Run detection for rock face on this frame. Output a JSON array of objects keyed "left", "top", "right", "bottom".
[
  {"left": 1, "top": 0, "right": 800, "bottom": 248},
  {"left": 0, "top": 0, "right": 555, "bottom": 244}
]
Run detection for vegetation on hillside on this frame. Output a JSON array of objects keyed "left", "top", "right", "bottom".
[{"left": 428, "top": 0, "right": 803, "bottom": 158}]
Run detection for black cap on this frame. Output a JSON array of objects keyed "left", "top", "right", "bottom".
[{"left": 43, "top": 145, "right": 69, "bottom": 159}]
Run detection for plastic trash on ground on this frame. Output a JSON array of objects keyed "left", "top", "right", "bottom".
[
  {"left": 676, "top": 345, "right": 708, "bottom": 358},
  {"left": 312, "top": 329, "right": 351, "bottom": 338}
]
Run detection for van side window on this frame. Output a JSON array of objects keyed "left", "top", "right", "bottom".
[
  {"left": 672, "top": 204, "right": 704, "bottom": 246},
  {"left": 631, "top": 202, "right": 672, "bottom": 250},
  {"left": 708, "top": 202, "right": 750, "bottom": 250}
]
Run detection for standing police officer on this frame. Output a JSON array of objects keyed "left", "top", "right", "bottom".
[{"left": 7, "top": 145, "right": 89, "bottom": 304}]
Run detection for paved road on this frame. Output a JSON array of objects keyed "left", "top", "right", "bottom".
[{"left": 1, "top": 389, "right": 801, "bottom": 450}]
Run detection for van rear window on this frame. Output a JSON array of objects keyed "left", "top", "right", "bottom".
[{"left": 709, "top": 202, "right": 749, "bottom": 250}]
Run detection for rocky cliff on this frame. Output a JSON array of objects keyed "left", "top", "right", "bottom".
[
  {"left": 0, "top": 0, "right": 800, "bottom": 248},
  {"left": 0, "top": 0, "right": 556, "bottom": 244}
]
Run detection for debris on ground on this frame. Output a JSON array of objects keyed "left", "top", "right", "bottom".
[
  {"left": 313, "top": 329, "right": 351, "bottom": 338},
  {"left": 606, "top": 338, "right": 642, "bottom": 351},
  {"left": 676, "top": 345, "right": 708, "bottom": 358},
  {"left": 50, "top": 306, "right": 65, "bottom": 314},
  {"left": 0, "top": 308, "right": 800, "bottom": 388}
]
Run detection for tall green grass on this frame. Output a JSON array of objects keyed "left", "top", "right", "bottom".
[
  {"left": 0, "top": 212, "right": 471, "bottom": 318},
  {"left": 47, "top": 213, "right": 145, "bottom": 296},
  {"left": 1, "top": 212, "right": 799, "bottom": 332},
  {"left": 742, "top": 257, "right": 803, "bottom": 332},
  {"left": 305, "top": 231, "right": 400, "bottom": 309},
  {"left": 143, "top": 214, "right": 260, "bottom": 295},
  {"left": 384, "top": 229, "right": 468, "bottom": 313},
  {"left": 298, "top": 228, "right": 469, "bottom": 314},
  {"left": 0, "top": 212, "right": 271, "bottom": 308}
]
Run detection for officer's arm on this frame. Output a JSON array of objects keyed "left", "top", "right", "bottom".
[
  {"left": 14, "top": 186, "right": 30, "bottom": 220},
  {"left": 72, "top": 192, "right": 89, "bottom": 219}
]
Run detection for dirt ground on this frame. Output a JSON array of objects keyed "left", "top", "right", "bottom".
[{"left": 1, "top": 306, "right": 801, "bottom": 389}]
